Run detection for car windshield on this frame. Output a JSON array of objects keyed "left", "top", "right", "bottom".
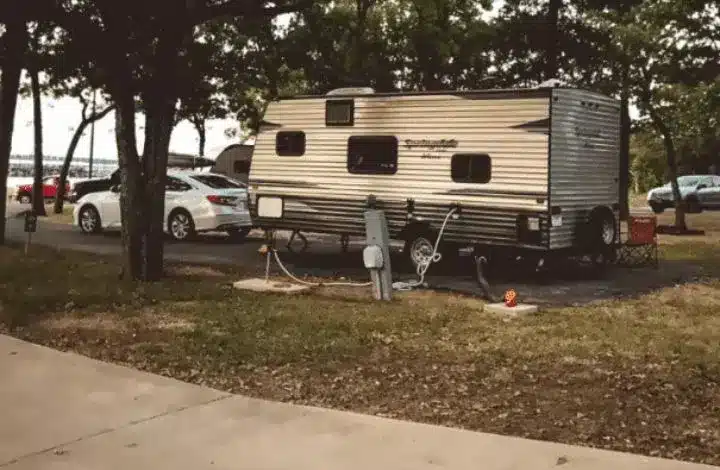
[{"left": 189, "top": 174, "right": 246, "bottom": 189}]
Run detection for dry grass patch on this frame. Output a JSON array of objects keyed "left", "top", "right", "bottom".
[{"left": 2, "top": 244, "right": 720, "bottom": 465}]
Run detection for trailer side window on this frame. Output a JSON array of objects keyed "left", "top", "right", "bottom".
[
  {"left": 326, "top": 99, "right": 354, "bottom": 126},
  {"left": 451, "top": 153, "right": 491, "bottom": 183},
  {"left": 276, "top": 131, "right": 306, "bottom": 156},
  {"left": 347, "top": 135, "right": 398, "bottom": 175}
]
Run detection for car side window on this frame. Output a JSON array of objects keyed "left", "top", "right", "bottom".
[{"left": 166, "top": 176, "right": 192, "bottom": 192}]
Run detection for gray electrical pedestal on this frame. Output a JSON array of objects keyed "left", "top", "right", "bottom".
[{"left": 363, "top": 209, "right": 393, "bottom": 301}]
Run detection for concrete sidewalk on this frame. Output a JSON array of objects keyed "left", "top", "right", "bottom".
[{"left": 0, "top": 335, "right": 715, "bottom": 470}]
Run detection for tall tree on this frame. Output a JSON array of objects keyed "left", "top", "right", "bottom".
[
  {"left": 0, "top": 17, "right": 30, "bottom": 244},
  {"left": 593, "top": 0, "right": 719, "bottom": 230},
  {"left": 50, "top": 0, "right": 315, "bottom": 281},
  {"left": 27, "top": 23, "right": 46, "bottom": 216}
]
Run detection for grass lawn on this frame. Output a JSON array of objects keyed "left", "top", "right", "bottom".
[{"left": 2, "top": 214, "right": 720, "bottom": 465}]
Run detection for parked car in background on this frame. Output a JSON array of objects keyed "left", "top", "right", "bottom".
[
  {"left": 13, "top": 176, "right": 70, "bottom": 204},
  {"left": 73, "top": 171, "right": 252, "bottom": 241},
  {"left": 67, "top": 177, "right": 114, "bottom": 203},
  {"left": 646, "top": 174, "right": 720, "bottom": 213}
]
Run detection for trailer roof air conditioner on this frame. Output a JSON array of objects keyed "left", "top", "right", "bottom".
[{"left": 327, "top": 87, "right": 375, "bottom": 96}]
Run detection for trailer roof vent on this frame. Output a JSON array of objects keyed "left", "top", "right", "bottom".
[{"left": 327, "top": 87, "right": 375, "bottom": 96}]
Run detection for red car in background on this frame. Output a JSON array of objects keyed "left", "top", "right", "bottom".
[{"left": 14, "top": 176, "right": 71, "bottom": 204}]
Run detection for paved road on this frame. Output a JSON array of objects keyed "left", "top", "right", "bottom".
[
  {"left": 2, "top": 334, "right": 714, "bottom": 469},
  {"left": 4, "top": 206, "right": 269, "bottom": 271},
  {"left": 4, "top": 202, "right": 693, "bottom": 307}
]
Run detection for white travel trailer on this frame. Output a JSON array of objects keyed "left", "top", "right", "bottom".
[{"left": 248, "top": 85, "right": 621, "bottom": 270}]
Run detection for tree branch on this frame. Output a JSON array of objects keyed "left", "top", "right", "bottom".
[
  {"left": 88, "top": 103, "right": 115, "bottom": 123},
  {"left": 197, "top": 0, "right": 315, "bottom": 24}
]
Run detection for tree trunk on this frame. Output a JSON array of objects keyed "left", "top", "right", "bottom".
[
  {"left": 54, "top": 104, "right": 115, "bottom": 214},
  {"left": 663, "top": 136, "right": 686, "bottom": 230},
  {"left": 141, "top": 95, "right": 175, "bottom": 281},
  {"left": 192, "top": 117, "right": 206, "bottom": 157},
  {"left": 545, "top": 0, "right": 562, "bottom": 81},
  {"left": 648, "top": 112, "right": 686, "bottom": 229},
  {"left": 0, "top": 21, "right": 28, "bottom": 244},
  {"left": 115, "top": 93, "right": 145, "bottom": 280},
  {"left": 29, "top": 43, "right": 46, "bottom": 217},
  {"left": 54, "top": 121, "right": 88, "bottom": 215}
]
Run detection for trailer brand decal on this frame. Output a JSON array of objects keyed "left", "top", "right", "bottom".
[
  {"left": 574, "top": 126, "right": 602, "bottom": 148},
  {"left": 574, "top": 126, "right": 602, "bottom": 138},
  {"left": 404, "top": 139, "right": 458, "bottom": 150}
]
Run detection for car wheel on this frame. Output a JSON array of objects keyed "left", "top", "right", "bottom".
[
  {"left": 78, "top": 205, "right": 102, "bottom": 234},
  {"left": 18, "top": 193, "right": 31, "bottom": 204},
  {"left": 649, "top": 202, "right": 664, "bottom": 214},
  {"left": 168, "top": 210, "right": 195, "bottom": 242},
  {"left": 227, "top": 227, "right": 251, "bottom": 242}
]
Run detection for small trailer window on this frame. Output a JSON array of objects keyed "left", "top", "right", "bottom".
[
  {"left": 326, "top": 99, "right": 354, "bottom": 126},
  {"left": 276, "top": 131, "right": 306, "bottom": 156},
  {"left": 347, "top": 135, "right": 398, "bottom": 175},
  {"left": 451, "top": 153, "right": 491, "bottom": 183}
]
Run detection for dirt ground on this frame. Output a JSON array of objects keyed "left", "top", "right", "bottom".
[{"left": 276, "top": 210, "right": 720, "bottom": 307}]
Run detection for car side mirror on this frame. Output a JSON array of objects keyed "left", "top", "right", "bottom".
[
  {"left": 110, "top": 185, "right": 120, "bottom": 193},
  {"left": 698, "top": 184, "right": 707, "bottom": 190}
]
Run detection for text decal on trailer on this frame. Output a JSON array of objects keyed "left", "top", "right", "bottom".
[{"left": 404, "top": 139, "right": 459, "bottom": 150}]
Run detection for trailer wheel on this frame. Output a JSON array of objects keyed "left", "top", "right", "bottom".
[
  {"left": 586, "top": 207, "right": 617, "bottom": 250},
  {"left": 404, "top": 228, "right": 437, "bottom": 271},
  {"left": 584, "top": 207, "right": 617, "bottom": 268}
]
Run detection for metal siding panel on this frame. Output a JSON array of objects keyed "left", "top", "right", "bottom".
[
  {"left": 549, "top": 89, "right": 621, "bottom": 249},
  {"left": 251, "top": 94, "right": 551, "bottom": 248}
]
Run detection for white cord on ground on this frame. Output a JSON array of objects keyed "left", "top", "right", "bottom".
[
  {"left": 270, "top": 249, "right": 373, "bottom": 287},
  {"left": 266, "top": 206, "right": 457, "bottom": 291},
  {"left": 392, "top": 207, "right": 457, "bottom": 291}
]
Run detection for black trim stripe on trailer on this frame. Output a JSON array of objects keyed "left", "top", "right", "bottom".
[
  {"left": 510, "top": 117, "right": 550, "bottom": 135},
  {"left": 437, "top": 189, "right": 547, "bottom": 198},
  {"left": 249, "top": 179, "right": 319, "bottom": 188}
]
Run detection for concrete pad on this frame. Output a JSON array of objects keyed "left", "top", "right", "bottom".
[
  {"left": 5, "top": 395, "right": 716, "bottom": 470},
  {"left": 484, "top": 302, "right": 539, "bottom": 316},
  {"left": 0, "top": 335, "right": 229, "bottom": 466},
  {"left": 233, "top": 277, "right": 311, "bottom": 294}
]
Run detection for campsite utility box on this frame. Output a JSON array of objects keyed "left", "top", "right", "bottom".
[{"left": 248, "top": 85, "right": 621, "bottom": 267}]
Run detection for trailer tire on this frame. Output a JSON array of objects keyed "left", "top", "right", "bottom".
[
  {"left": 584, "top": 207, "right": 617, "bottom": 249},
  {"left": 584, "top": 207, "right": 617, "bottom": 267},
  {"left": 404, "top": 227, "right": 435, "bottom": 271}
]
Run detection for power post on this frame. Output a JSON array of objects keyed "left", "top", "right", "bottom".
[{"left": 363, "top": 209, "right": 393, "bottom": 301}]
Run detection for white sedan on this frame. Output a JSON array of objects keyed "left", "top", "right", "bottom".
[{"left": 72, "top": 171, "right": 253, "bottom": 241}]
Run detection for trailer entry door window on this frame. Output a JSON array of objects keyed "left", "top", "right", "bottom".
[
  {"left": 347, "top": 135, "right": 398, "bottom": 175},
  {"left": 276, "top": 131, "right": 306, "bottom": 156},
  {"left": 326, "top": 99, "right": 354, "bottom": 126},
  {"left": 451, "top": 153, "right": 491, "bottom": 183}
]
